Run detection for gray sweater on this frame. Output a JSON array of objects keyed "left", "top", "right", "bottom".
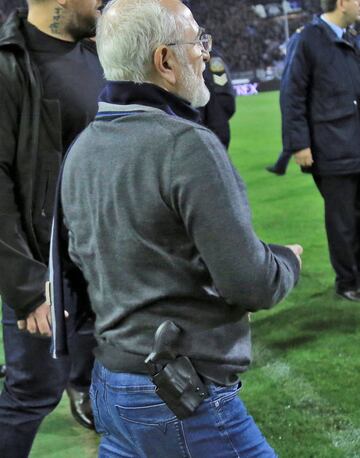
[{"left": 61, "top": 89, "right": 299, "bottom": 385}]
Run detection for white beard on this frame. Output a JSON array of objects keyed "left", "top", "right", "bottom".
[{"left": 177, "top": 61, "right": 210, "bottom": 108}]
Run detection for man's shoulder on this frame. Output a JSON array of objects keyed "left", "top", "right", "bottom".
[
  {"left": 295, "top": 21, "right": 323, "bottom": 42},
  {"left": 0, "top": 47, "right": 24, "bottom": 86},
  {"left": 136, "top": 109, "right": 209, "bottom": 136},
  {"left": 109, "top": 110, "right": 224, "bottom": 158},
  {"left": 163, "top": 114, "right": 219, "bottom": 143},
  {"left": 297, "top": 18, "right": 336, "bottom": 45},
  {"left": 288, "top": 20, "right": 330, "bottom": 60},
  {"left": 162, "top": 115, "right": 228, "bottom": 162},
  {"left": 66, "top": 111, "right": 207, "bottom": 148},
  {"left": 80, "top": 108, "right": 220, "bottom": 150}
]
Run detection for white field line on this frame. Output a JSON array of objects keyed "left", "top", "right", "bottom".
[{"left": 253, "top": 344, "right": 360, "bottom": 457}]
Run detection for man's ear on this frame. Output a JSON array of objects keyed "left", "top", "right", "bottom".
[
  {"left": 338, "top": 0, "right": 346, "bottom": 13},
  {"left": 153, "top": 46, "right": 177, "bottom": 86}
]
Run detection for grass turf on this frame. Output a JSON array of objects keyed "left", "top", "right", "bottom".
[{"left": 1, "top": 90, "right": 360, "bottom": 457}]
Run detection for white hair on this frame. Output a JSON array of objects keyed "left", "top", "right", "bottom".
[{"left": 97, "top": 0, "right": 186, "bottom": 83}]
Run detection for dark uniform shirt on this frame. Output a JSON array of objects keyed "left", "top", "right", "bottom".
[
  {"left": 200, "top": 50, "right": 236, "bottom": 149},
  {"left": 23, "top": 21, "right": 104, "bottom": 153}
]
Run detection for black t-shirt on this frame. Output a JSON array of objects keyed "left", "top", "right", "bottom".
[{"left": 23, "top": 21, "right": 105, "bottom": 153}]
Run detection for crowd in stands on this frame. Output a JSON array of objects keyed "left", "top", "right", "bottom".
[
  {"left": 1, "top": 0, "right": 323, "bottom": 76},
  {"left": 192, "top": 0, "right": 321, "bottom": 75}
]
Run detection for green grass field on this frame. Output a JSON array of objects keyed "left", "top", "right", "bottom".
[{"left": 1, "top": 91, "right": 360, "bottom": 457}]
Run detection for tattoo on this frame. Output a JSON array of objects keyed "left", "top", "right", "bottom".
[{"left": 49, "top": 8, "right": 63, "bottom": 35}]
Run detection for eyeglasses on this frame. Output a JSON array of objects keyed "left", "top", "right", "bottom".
[{"left": 166, "top": 28, "right": 213, "bottom": 53}]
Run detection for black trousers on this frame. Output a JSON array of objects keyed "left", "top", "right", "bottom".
[
  {"left": 271, "top": 150, "right": 292, "bottom": 174},
  {"left": 313, "top": 173, "right": 360, "bottom": 292},
  {"left": 0, "top": 302, "right": 96, "bottom": 458}
]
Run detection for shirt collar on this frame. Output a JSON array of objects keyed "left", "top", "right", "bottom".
[
  {"left": 320, "top": 14, "right": 345, "bottom": 39},
  {"left": 23, "top": 20, "right": 77, "bottom": 53}
]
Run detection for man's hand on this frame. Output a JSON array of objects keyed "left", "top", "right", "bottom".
[
  {"left": 294, "top": 148, "right": 313, "bottom": 167},
  {"left": 286, "top": 244, "right": 303, "bottom": 269},
  {"left": 17, "top": 301, "right": 52, "bottom": 337}
]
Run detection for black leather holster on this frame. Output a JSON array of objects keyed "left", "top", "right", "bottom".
[{"left": 145, "top": 321, "right": 208, "bottom": 420}]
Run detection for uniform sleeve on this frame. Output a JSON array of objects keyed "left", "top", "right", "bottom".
[
  {"left": 0, "top": 71, "right": 47, "bottom": 319},
  {"left": 169, "top": 128, "right": 300, "bottom": 312},
  {"left": 280, "top": 31, "right": 312, "bottom": 153}
]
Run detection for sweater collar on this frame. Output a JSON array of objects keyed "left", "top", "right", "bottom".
[{"left": 99, "top": 81, "right": 200, "bottom": 123}]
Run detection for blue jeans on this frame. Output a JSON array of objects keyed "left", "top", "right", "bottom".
[
  {"left": 90, "top": 361, "right": 277, "bottom": 457},
  {"left": 0, "top": 303, "right": 96, "bottom": 458}
]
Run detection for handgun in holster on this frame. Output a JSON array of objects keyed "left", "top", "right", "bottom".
[{"left": 145, "top": 321, "right": 208, "bottom": 420}]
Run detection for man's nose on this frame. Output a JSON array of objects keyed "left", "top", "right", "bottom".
[{"left": 202, "top": 49, "right": 210, "bottom": 62}]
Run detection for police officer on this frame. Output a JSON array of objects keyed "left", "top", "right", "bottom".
[
  {"left": 182, "top": 0, "right": 236, "bottom": 149},
  {"left": 200, "top": 49, "right": 236, "bottom": 149}
]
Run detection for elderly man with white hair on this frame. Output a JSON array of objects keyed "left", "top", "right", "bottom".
[{"left": 60, "top": 0, "right": 302, "bottom": 456}]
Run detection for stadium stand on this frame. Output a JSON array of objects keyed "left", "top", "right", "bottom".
[
  {"left": 192, "top": 0, "right": 321, "bottom": 76},
  {"left": 0, "top": 0, "right": 322, "bottom": 77}
]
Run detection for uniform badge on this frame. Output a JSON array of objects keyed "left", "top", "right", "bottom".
[
  {"left": 209, "top": 57, "right": 225, "bottom": 73},
  {"left": 213, "top": 73, "right": 228, "bottom": 86}
]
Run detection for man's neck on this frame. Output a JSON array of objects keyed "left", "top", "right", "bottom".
[
  {"left": 27, "top": 5, "right": 75, "bottom": 42},
  {"left": 323, "top": 11, "right": 350, "bottom": 29}
]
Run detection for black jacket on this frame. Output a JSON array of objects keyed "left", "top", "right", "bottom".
[
  {"left": 0, "top": 10, "right": 100, "bottom": 319},
  {"left": 281, "top": 17, "right": 360, "bottom": 175},
  {"left": 0, "top": 10, "right": 62, "bottom": 318}
]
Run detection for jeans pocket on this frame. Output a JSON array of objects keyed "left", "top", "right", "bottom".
[{"left": 115, "top": 393, "right": 177, "bottom": 428}]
